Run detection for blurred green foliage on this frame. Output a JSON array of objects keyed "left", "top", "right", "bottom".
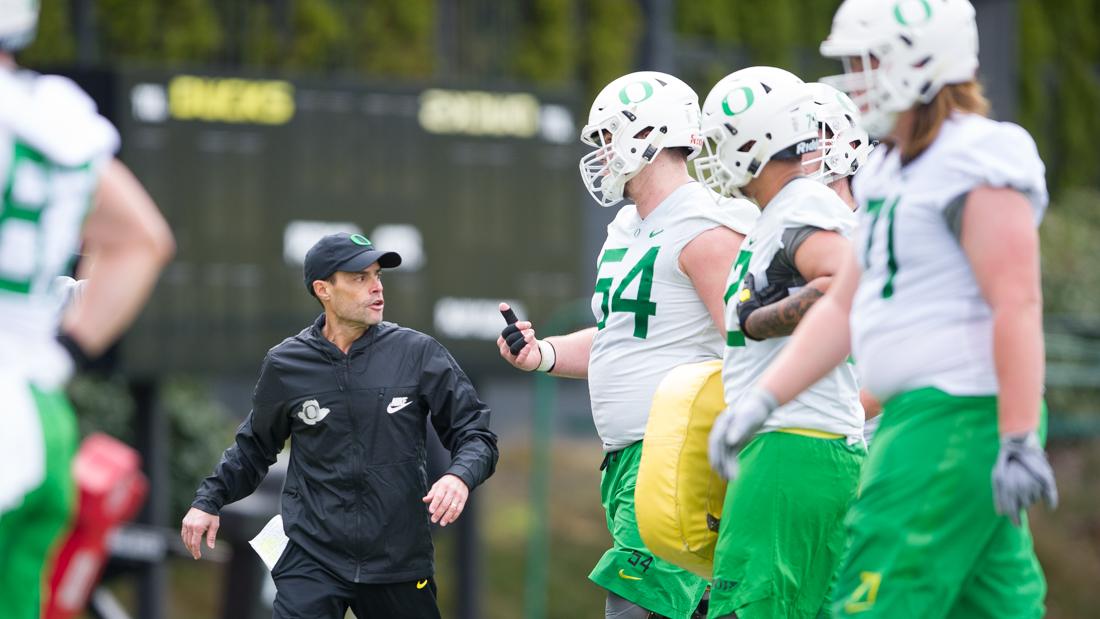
[
  {"left": 357, "top": 0, "right": 436, "bottom": 77},
  {"left": 18, "top": 0, "right": 74, "bottom": 65},
  {"left": 68, "top": 376, "right": 238, "bottom": 521},
  {"left": 515, "top": 0, "right": 575, "bottom": 85},
  {"left": 283, "top": 0, "right": 348, "bottom": 70},
  {"left": 1040, "top": 188, "right": 1100, "bottom": 315},
  {"left": 1019, "top": 0, "right": 1100, "bottom": 194}
]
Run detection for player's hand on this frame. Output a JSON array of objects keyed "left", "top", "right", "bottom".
[
  {"left": 423, "top": 474, "right": 470, "bottom": 527},
  {"left": 181, "top": 507, "right": 220, "bottom": 560},
  {"left": 736, "top": 273, "right": 790, "bottom": 341},
  {"left": 992, "top": 431, "right": 1058, "bottom": 526},
  {"left": 497, "top": 302, "right": 541, "bottom": 372},
  {"left": 708, "top": 387, "right": 778, "bottom": 480},
  {"left": 52, "top": 275, "right": 87, "bottom": 309}
]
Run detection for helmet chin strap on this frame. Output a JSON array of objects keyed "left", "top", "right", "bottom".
[{"left": 639, "top": 126, "right": 670, "bottom": 164}]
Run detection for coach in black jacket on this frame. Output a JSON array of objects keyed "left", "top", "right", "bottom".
[{"left": 181, "top": 232, "right": 498, "bottom": 618}]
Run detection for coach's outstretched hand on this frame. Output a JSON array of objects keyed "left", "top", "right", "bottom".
[
  {"left": 709, "top": 386, "right": 778, "bottom": 480},
  {"left": 181, "top": 507, "right": 220, "bottom": 560},
  {"left": 992, "top": 431, "right": 1058, "bottom": 526},
  {"left": 497, "top": 302, "right": 541, "bottom": 372}
]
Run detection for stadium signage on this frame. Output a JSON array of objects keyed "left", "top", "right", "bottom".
[
  {"left": 418, "top": 89, "right": 540, "bottom": 138},
  {"left": 168, "top": 75, "right": 295, "bottom": 125}
]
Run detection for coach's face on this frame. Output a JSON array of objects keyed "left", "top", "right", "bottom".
[{"left": 323, "top": 263, "right": 385, "bottom": 327}]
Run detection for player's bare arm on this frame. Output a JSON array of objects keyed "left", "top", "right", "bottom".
[
  {"left": 744, "top": 286, "right": 825, "bottom": 340},
  {"left": 962, "top": 186, "right": 1044, "bottom": 435},
  {"left": 63, "top": 159, "right": 175, "bottom": 356},
  {"left": 679, "top": 226, "right": 746, "bottom": 333},
  {"left": 742, "top": 229, "right": 848, "bottom": 340}
]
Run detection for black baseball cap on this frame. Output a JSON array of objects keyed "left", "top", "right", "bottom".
[{"left": 303, "top": 233, "right": 402, "bottom": 295}]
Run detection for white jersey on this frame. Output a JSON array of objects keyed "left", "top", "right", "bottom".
[
  {"left": 723, "top": 178, "right": 863, "bottom": 438},
  {"left": 850, "top": 113, "right": 1047, "bottom": 400},
  {"left": 0, "top": 69, "right": 118, "bottom": 359},
  {"left": 588, "top": 182, "right": 757, "bottom": 452}
]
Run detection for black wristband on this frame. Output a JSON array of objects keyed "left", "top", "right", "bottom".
[{"left": 56, "top": 331, "right": 94, "bottom": 370}]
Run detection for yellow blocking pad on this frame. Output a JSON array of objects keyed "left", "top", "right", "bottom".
[{"left": 635, "top": 360, "right": 727, "bottom": 578}]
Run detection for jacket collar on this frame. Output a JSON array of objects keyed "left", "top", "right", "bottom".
[{"left": 304, "top": 313, "right": 384, "bottom": 358}]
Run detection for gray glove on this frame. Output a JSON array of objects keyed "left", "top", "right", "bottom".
[
  {"left": 708, "top": 387, "right": 778, "bottom": 480},
  {"left": 992, "top": 431, "right": 1058, "bottom": 526}
]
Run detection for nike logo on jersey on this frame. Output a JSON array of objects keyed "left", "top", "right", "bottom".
[
  {"left": 618, "top": 569, "right": 643, "bottom": 581},
  {"left": 648, "top": 228, "right": 664, "bottom": 238},
  {"left": 387, "top": 397, "right": 412, "bottom": 414},
  {"left": 416, "top": 579, "right": 429, "bottom": 589},
  {"left": 297, "top": 400, "right": 330, "bottom": 426}
]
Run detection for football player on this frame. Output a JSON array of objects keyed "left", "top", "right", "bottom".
[{"left": 698, "top": 67, "right": 866, "bottom": 619}]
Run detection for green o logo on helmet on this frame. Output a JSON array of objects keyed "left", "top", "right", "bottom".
[
  {"left": 721, "top": 87, "right": 755, "bottom": 117},
  {"left": 618, "top": 81, "right": 655, "bottom": 105},
  {"left": 350, "top": 234, "right": 371, "bottom": 246},
  {"left": 894, "top": 0, "right": 932, "bottom": 25}
]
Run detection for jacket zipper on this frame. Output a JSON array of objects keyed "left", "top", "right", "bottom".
[{"left": 340, "top": 354, "right": 363, "bottom": 583}]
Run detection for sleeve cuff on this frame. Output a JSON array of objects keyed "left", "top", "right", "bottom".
[
  {"left": 445, "top": 463, "right": 476, "bottom": 491},
  {"left": 191, "top": 496, "right": 222, "bottom": 516}
]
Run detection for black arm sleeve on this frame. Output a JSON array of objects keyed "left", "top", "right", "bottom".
[
  {"left": 191, "top": 354, "right": 292, "bottom": 515},
  {"left": 780, "top": 226, "right": 826, "bottom": 272},
  {"left": 420, "top": 340, "right": 499, "bottom": 491}
]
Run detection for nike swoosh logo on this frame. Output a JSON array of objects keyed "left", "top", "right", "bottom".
[
  {"left": 618, "top": 569, "right": 643, "bottom": 581},
  {"left": 387, "top": 399, "right": 412, "bottom": 414},
  {"left": 648, "top": 229, "right": 664, "bottom": 238},
  {"left": 416, "top": 579, "right": 428, "bottom": 589}
]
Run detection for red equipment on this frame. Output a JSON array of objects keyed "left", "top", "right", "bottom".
[{"left": 46, "top": 433, "right": 148, "bottom": 619}]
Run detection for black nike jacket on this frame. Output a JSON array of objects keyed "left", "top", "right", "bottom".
[{"left": 191, "top": 314, "right": 499, "bottom": 583}]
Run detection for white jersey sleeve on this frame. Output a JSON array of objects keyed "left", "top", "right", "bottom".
[
  {"left": 0, "top": 71, "right": 119, "bottom": 166},
  {"left": 935, "top": 117, "right": 1048, "bottom": 222},
  {"left": 710, "top": 192, "right": 759, "bottom": 236}
]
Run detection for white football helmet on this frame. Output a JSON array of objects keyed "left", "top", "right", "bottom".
[
  {"left": 803, "top": 82, "right": 874, "bottom": 185},
  {"left": 579, "top": 71, "right": 702, "bottom": 207},
  {"left": 820, "top": 0, "right": 979, "bottom": 137},
  {"left": 695, "top": 66, "right": 817, "bottom": 200},
  {"left": 0, "top": 0, "right": 39, "bottom": 52}
]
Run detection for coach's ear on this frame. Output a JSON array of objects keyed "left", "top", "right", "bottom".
[{"left": 312, "top": 279, "right": 330, "bottom": 303}]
